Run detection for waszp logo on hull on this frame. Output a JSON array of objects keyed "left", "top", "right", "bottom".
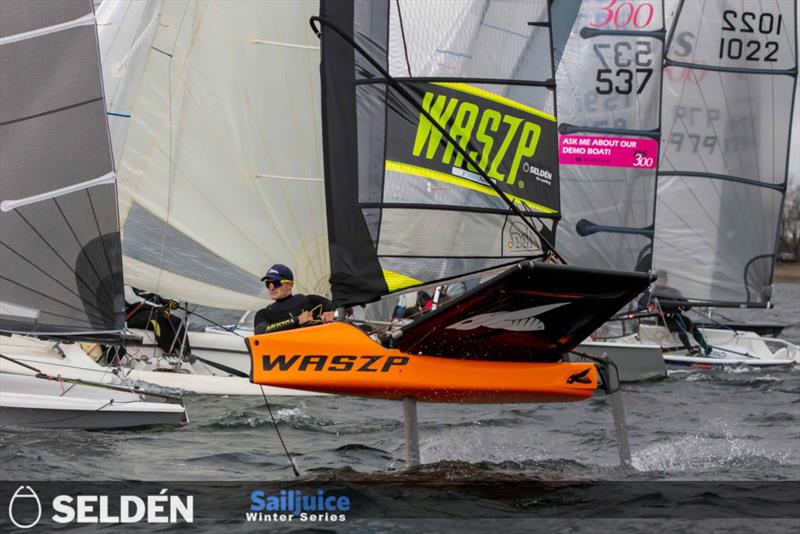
[{"left": 261, "top": 355, "right": 409, "bottom": 373}]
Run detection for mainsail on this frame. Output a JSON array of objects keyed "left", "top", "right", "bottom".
[
  {"left": 318, "top": 0, "right": 561, "bottom": 308},
  {"left": 554, "top": 0, "right": 665, "bottom": 272},
  {"left": 655, "top": 0, "right": 797, "bottom": 306},
  {"left": 0, "top": 0, "right": 123, "bottom": 335},
  {"left": 113, "top": 0, "right": 327, "bottom": 310}
]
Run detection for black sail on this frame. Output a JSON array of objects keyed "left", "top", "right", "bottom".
[
  {"left": 0, "top": 0, "right": 123, "bottom": 334},
  {"left": 319, "top": 0, "right": 562, "bottom": 308}
]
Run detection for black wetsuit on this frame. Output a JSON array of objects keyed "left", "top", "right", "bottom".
[
  {"left": 639, "top": 286, "right": 710, "bottom": 354},
  {"left": 253, "top": 294, "right": 333, "bottom": 334}
]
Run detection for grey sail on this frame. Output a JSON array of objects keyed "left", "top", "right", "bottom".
[
  {"left": 655, "top": 0, "right": 797, "bottom": 306},
  {"left": 0, "top": 0, "right": 123, "bottom": 334},
  {"left": 554, "top": 0, "right": 665, "bottom": 272}
]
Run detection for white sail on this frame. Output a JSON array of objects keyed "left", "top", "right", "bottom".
[
  {"left": 113, "top": 0, "right": 328, "bottom": 310},
  {"left": 554, "top": 0, "right": 665, "bottom": 272},
  {"left": 655, "top": 0, "right": 797, "bottom": 306}
]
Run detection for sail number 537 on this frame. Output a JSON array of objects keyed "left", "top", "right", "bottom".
[{"left": 594, "top": 41, "right": 653, "bottom": 95}]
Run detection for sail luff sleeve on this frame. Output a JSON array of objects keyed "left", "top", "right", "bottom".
[
  {"left": 321, "top": 0, "right": 389, "bottom": 307},
  {"left": 320, "top": 0, "right": 561, "bottom": 308}
]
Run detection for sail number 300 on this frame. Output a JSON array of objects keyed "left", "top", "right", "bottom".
[
  {"left": 719, "top": 10, "right": 782, "bottom": 62},
  {"left": 590, "top": 0, "right": 654, "bottom": 29}
]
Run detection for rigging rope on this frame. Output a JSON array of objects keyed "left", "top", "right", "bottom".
[{"left": 260, "top": 386, "right": 301, "bottom": 477}]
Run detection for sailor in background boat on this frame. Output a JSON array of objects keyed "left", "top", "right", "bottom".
[
  {"left": 254, "top": 264, "right": 335, "bottom": 334},
  {"left": 638, "top": 270, "right": 712, "bottom": 355},
  {"left": 124, "top": 286, "right": 191, "bottom": 356}
]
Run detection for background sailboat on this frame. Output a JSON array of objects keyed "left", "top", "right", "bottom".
[
  {"left": 0, "top": 0, "right": 186, "bottom": 428},
  {"left": 114, "top": 0, "right": 328, "bottom": 310},
  {"left": 641, "top": 0, "right": 800, "bottom": 366},
  {"left": 0, "top": 0, "right": 331, "bottom": 396},
  {"left": 551, "top": 0, "right": 668, "bottom": 381}
]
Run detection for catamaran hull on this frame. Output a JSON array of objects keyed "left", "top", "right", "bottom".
[{"left": 248, "top": 323, "right": 597, "bottom": 403}]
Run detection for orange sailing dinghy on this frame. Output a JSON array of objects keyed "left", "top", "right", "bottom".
[
  {"left": 249, "top": 0, "right": 655, "bottom": 466},
  {"left": 249, "top": 323, "right": 595, "bottom": 404},
  {"left": 248, "top": 262, "right": 649, "bottom": 404}
]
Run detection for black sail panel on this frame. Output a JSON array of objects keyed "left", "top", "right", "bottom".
[
  {"left": 0, "top": 0, "right": 123, "bottom": 334},
  {"left": 320, "top": 0, "right": 561, "bottom": 308}
]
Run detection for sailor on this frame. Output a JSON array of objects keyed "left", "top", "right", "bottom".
[
  {"left": 124, "top": 286, "right": 191, "bottom": 355},
  {"left": 639, "top": 270, "right": 711, "bottom": 355},
  {"left": 253, "top": 264, "right": 334, "bottom": 334}
]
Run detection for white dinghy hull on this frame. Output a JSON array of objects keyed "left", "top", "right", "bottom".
[
  {"left": 638, "top": 325, "right": 800, "bottom": 369},
  {"left": 572, "top": 340, "right": 667, "bottom": 382},
  {"left": 0, "top": 373, "right": 187, "bottom": 430},
  {"left": 0, "top": 335, "right": 324, "bottom": 397}
]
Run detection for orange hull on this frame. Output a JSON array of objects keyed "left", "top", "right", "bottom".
[{"left": 247, "top": 323, "right": 597, "bottom": 403}]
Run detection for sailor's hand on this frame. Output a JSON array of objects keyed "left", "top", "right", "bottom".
[
  {"left": 321, "top": 311, "right": 335, "bottom": 323},
  {"left": 297, "top": 310, "right": 314, "bottom": 325}
]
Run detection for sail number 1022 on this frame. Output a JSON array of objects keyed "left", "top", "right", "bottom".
[{"left": 720, "top": 10, "right": 782, "bottom": 62}]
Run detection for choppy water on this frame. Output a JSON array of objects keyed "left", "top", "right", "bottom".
[{"left": 1, "top": 284, "right": 798, "bottom": 530}]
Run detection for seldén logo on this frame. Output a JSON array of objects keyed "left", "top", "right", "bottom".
[
  {"left": 8, "top": 486, "right": 42, "bottom": 529},
  {"left": 247, "top": 488, "right": 349, "bottom": 523},
  {"left": 6, "top": 486, "right": 193, "bottom": 527}
]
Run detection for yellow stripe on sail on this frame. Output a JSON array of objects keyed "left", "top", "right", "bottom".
[
  {"left": 385, "top": 160, "right": 557, "bottom": 214},
  {"left": 432, "top": 82, "right": 556, "bottom": 122},
  {"left": 383, "top": 269, "right": 423, "bottom": 292}
]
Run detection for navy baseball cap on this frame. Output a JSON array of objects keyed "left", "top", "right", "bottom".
[{"left": 261, "top": 264, "right": 294, "bottom": 282}]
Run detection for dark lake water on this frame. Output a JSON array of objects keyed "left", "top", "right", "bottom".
[{"left": 1, "top": 283, "right": 798, "bottom": 531}]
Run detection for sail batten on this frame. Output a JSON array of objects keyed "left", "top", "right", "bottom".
[{"left": 658, "top": 171, "right": 787, "bottom": 191}]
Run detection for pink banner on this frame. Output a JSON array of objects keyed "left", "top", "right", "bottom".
[{"left": 559, "top": 135, "right": 658, "bottom": 169}]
